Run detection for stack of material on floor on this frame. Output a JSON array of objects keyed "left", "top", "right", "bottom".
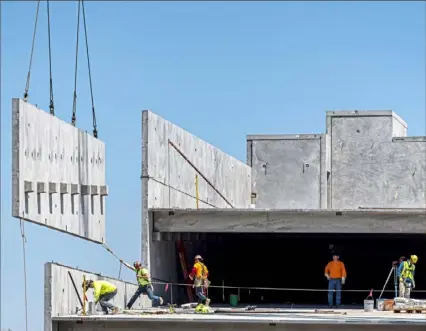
[{"left": 394, "top": 298, "right": 426, "bottom": 309}]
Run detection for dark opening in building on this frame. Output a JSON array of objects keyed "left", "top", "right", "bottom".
[{"left": 169, "top": 233, "right": 425, "bottom": 306}]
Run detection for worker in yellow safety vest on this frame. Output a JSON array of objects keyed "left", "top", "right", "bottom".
[
  {"left": 398, "top": 255, "right": 418, "bottom": 298},
  {"left": 189, "top": 255, "right": 211, "bottom": 306},
  {"left": 121, "top": 260, "right": 163, "bottom": 309},
  {"left": 83, "top": 279, "right": 119, "bottom": 314}
]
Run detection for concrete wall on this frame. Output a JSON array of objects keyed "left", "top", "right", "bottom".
[
  {"left": 328, "top": 111, "right": 426, "bottom": 208},
  {"left": 141, "top": 110, "right": 252, "bottom": 291},
  {"left": 44, "top": 263, "right": 150, "bottom": 331},
  {"left": 248, "top": 110, "right": 425, "bottom": 210},
  {"left": 12, "top": 99, "right": 107, "bottom": 243},
  {"left": 247, "top": 135, "right": 329, "bottom": 209}
]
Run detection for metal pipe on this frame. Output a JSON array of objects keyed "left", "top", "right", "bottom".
[
  {"left": 68, "top": 271, "right": 84, "bottom": 307},
  {"left": 168, "top": 140, "right": 234, "bottom": 208},
  {"left": 83, "top": 275, "right": 86, "bottom": 315},
  {"left": 195, "top": 174, "right": 199, "bottom": 209}
]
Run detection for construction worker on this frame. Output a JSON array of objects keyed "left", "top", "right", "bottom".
[
  {"left": 398, "top": 255, "right": 418, "bottom": 298},
  {"left": 121, "top": 260, "right": 163, "bottom": 308},
  {"left": 82, "top": 279, "right": 119, "bottom": 314},
  {"left": 324, "top": 252, "right": 347, "bottom": 308},
  {"left": 189, "top": 255, "right": 211, "bottom": 306}
]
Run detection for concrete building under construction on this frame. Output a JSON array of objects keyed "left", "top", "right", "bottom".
[{"left": 12, "top": 99, "right": 425, "bottom": 330}]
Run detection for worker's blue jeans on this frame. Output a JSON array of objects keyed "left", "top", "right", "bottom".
[
  {"left": 127, "top": 285, "right": 161, "bottom": 308},
  {"left": 328, "top": 278, "right": 342, "bottom": 306},
  {"left": 195, "top": 286, "right": 207, "bottom": 303},
  {"left": 99, "top": 289, "right": 117, "bottom": 314}
]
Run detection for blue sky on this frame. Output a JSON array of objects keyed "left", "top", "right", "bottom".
[{"left": 1, "top": 1, "right": 425, "bottom": 329}]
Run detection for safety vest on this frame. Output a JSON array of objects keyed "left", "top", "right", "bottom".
[
  {"left": 137, "top": 267, "right": 151, "bottom": 286},
  {"left": 93, "top": 281, "right": 117, "bottom": 302},
  {"left": 401, "top": 261, "right": 415, "bottom": 281},
  {"left": 193, "top": 262, "right": 208, "bottom": 287}
]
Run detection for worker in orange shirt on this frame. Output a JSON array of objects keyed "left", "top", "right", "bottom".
[
  {"left": 324, "top": 252, "right": 347, "bottom": 308},
  {"left": 189, "top": 255, "right": 211, "bottom": 306}
]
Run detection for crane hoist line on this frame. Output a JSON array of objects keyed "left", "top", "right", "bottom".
[{"left": 23, "top": 0, "right": 99, "bottom": 138}]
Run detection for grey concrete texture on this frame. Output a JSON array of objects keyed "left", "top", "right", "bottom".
[
  {"left": 142, "top": 110, "right": 251, "bottom": 209},
  {"left": 12, "top": 99, "right": 108, "bottom": 243},
  {"left": 328, "top": 114, "right": 426, "bottom": 209},
  {"left": 247, "top": 135, "right": 329, "bottom": 209},
  {"left": 141, "top": 110, "right": 252, "bottom": 288},
  {"left": 52, "top": 312, "right": 426, "bottom": 331},
  {"left": 248, "top": 110, "right": 425, "bottom": 210},
  {"left": 45, "top": 263, "right": 150, "bottom": 331},
  {"left": 152, "top": 208, "right": 426, "bottom": 234}
]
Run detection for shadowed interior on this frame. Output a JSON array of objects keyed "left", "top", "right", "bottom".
[{"left": 167, "top": 233, "right": 426, "bottom": 306}]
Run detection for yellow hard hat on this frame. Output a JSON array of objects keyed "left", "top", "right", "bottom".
[{"left": 411, "top": 255, "right": 418, "bottom": 264}]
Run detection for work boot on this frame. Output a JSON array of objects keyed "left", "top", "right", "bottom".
[
  {"left": 205, "top": 298, "right": 211, "bottom": 306},
  {"left": 111, "top": 307, "right": 119, "bottom": 315},
  {"left": 159, "top": 297, "right": 164, "bottom": 305}
]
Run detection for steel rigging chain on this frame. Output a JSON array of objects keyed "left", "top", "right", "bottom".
[
  {"left": 23, "top": 0, "right": 41, "bottom": 102},
  {"left": 23, "top": 0, "right": 99, "bottom": 137},
  {"left": 46, "top": 0, "right": 55, "bottom": 115}
]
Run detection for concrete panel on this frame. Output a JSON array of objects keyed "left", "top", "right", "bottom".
[
  {"left": 328, "top": 111, "right": 426, "bottom": 208},
  {"left": 45, "top": 262, "right": 151, "bottom": 331},
  {"left": 141, "top": 110, "right": 252, "bottom": 288},
  {"left": 152, "top": 209, "right": 426, "bottom": 234},
  {"left": 248, "top": 135, "right": 326, "bottom": 209},
  {"left": 12, "top": 99, "right": 107, "bottom": 243},
  {"left": 144, "top": 110, "right": 251, "bottom": 209}
]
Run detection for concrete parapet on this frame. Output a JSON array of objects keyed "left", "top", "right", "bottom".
[{"left": 44, "top": 262, "right": 151, "bottom": 331}]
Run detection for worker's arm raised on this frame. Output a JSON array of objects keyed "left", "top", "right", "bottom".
[{"left": 120, "top": 260, "right": 136, "bottom": 272}]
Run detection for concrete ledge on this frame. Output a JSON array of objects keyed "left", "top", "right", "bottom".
[
  {"left": 152, "top": 208, "right": 426, "bottom": 234},
  {"left": 247, "top": 134, "right": 323, "bottom": 141},
  {"left": 326, "top": 110, "right": 407, "bottom": 129}
]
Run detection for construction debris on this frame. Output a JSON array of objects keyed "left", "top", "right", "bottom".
[{"left": 393, "top": 298, "right": 426, "bottom": 313}]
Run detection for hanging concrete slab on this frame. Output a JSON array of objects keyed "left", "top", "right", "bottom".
[{"left": 12, "top": 98, "right": 107, "bottom": 243}]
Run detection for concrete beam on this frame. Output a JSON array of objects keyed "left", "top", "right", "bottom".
[
  {"left": 152, "top": 208, "right": 426, "bottom": 234},
  {"left": 12, "top": 99, "right": 108, "bottom": 243}
]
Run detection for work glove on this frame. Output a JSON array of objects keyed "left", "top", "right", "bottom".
[
  {"left": 412, "top": 282, "right": 416, "bottom": 289},
  {"left": 325, "top": 274, "right": 330, "bottom": 280},
  {"left": 341, "top": 277, "right": 346, "bottom": 285}
]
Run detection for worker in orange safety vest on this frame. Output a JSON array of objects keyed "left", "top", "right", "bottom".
[{"left": 189, "top": 255, "right": 211, "bottom": 306}]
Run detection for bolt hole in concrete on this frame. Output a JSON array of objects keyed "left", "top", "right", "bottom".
[
  {"left": 356, "top": 129, "right": 360, "bottom": 133},
  {"left": 171, "top": 233, "right": 426, "bottom": 306}
]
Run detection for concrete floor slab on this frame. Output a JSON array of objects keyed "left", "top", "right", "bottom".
[{"left": 12, "top": 99, "right": 107, "bottom": 243}]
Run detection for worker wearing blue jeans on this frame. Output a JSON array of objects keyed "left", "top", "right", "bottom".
[
  {"left": 324, "top": 253, "right": 347, "bottom": 308},
  {"left": 127, "top": 284, "right": 162, "bottom": 308},
  {"left": 328, "top": 279, "right": 342, "bottom": 307}
]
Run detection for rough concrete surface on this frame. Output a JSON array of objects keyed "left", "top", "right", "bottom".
[
  {"left": 52, "top": 310, "right": 426, "bottom": 331},
  {"left": 247, "top": 135, "right": 329, "bottom": 209},
  {"left": 152, "top": 208, "right": 426, "bottom": 234},
  {"left": 45, "top": 263, "right": 150, "bottom": 331},
  {"left": 12, "top": 99, "right": 107, "bottom": 243},
  {"left": 328, "top": 112, "right": 426, "bottom": 208},
  {"left": 141, "top": 110, "right": 252, "bottom": 289}
]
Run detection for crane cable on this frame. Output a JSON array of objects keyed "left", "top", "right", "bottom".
[
  {"left": 19, "top": 220, "right": 29, "bottom": 331},
  {"left": 81, "top": 0, "right": 98, "bottom": 138},
  {"left": 71, "top": 0, "right": 81, "bottom": 126},
  {"left": 46, "top": 0, "right": 55, "bottom": 115},
  {"left": 23, "top": 0, "right": 41, "bottom": 102}
]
